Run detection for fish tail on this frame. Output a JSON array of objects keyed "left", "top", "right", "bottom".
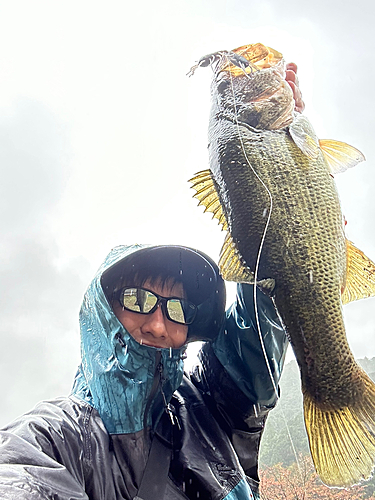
[{"left": 304, "top": 370, "right": 375, "bottom": 487}]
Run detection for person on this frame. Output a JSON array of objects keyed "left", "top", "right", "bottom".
[{"left": 0, "top": 66, "right": 303, "bottom": 500}]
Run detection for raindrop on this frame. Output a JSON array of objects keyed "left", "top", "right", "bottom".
[
  {"left": 182, "top": 481, "right": 186, "bottom": 492},
  {"left": 309, "top": 270, "right": 313, "bottom": 283},
  {"left": 263, "top": 208, "right": 268, "bottom": 217},
  {"left": 179, "top": 270, "right": 183, "bottom": 275},
  {"left": 170, "top": 347, "right": 172, "bottom": 358},
  {"left": 140, "top": 339, "right": 143, "bottom": 345}
]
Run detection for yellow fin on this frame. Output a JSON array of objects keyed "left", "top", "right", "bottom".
[
  {"left": 190, "top": 169, "right": 254, "bottom": 282},
  {"left": 257, "top": 278, "right": 276, "bottom": 296},
  {"left": 342, "top": 240, "right": 375, "bottom": 304},
  {"left": 219, "top": 233, "right": 254, "bottom": 282},
  {"left": 319, "top": 139, "right": 365, "bottom": 174},
  {"left": 304, "top": 370, "right": 375, "bottom": 487},
  {"left": 289, "top": 114, "right": 320, "bottom": 160},
  {"left": 189, "top": 170, "right": 228, "bottom": 230}
]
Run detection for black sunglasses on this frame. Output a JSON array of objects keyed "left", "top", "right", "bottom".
[{"left": 116, "top": 287, "right": 197, "bottom": 326}]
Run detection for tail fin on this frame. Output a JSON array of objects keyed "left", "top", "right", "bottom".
[{"left": 304, "top": 369, "right": 375, "bottom": 487}]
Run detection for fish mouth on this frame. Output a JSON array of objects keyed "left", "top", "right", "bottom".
[{"left": 221, "top": 43, "right": 284, "bottom": 77}]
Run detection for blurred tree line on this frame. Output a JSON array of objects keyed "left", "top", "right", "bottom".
[{"left": 259, "top": 357, "right": 375, "bottom": 499}]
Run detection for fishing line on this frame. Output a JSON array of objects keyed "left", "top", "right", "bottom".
[
  {"left": 223, "top": 59, "right": 279, "bottom": 400},
  {"left": 213, "top": 54, "right": 304, "bottom": 482},
  {"left": 225, "top": 58, "right": 305, "bottom": 475}
]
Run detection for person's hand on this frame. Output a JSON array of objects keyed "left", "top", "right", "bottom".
[{"left": 286, "top": 63, "right": 305, "bottom": 113}]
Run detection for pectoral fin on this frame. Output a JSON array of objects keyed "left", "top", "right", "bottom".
[
  {"left": 342, "top": 240, "right": 375, "bottom": 304},
  {"left": 289, "top": 114, "right": 320, "bottom": 160},
  {"left": 319, "top": 139, "right": 365, "bottom": 174},
  {"left": 257, "top": 278, "right": 276, "bottom": 296}
]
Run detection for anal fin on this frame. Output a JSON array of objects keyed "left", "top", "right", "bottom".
[{"left": 342, "top": 239, "right": 375, "bottom": 304}]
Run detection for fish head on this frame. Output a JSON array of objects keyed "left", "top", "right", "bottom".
[{"left": 212, "top": 43, "right": 295, "bottom": 130}]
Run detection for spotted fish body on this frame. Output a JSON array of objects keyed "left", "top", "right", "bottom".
[{"left": 190, "top": 44, "right": 375, "bottom": 487}]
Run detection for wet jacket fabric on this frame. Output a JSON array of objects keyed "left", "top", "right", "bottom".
[{"left": 0, "top": 245, "right": 288, "bottom": 499}]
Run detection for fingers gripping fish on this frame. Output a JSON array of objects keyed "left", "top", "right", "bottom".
[{"left": 189, "top": 42, "right": 375, "bottom": 488}]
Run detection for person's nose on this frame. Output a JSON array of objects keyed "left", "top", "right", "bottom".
[{"left": 141, "top": 304, "right": 168, "bottom": 338}]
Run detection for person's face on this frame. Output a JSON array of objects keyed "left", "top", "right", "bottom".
[{"left": 112, "top": 278, "right": 189, "bottom": 349}]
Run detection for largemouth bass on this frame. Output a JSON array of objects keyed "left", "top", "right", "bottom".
[{"left": 189, "top": 43, "right": 375, "bottom": 487}]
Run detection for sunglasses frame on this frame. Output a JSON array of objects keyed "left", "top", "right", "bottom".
[{"left": 116, "top": 286, "right": 197, "bottom": 326}]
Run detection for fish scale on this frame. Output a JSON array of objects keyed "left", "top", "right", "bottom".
[{"left": 189, "top": 43, "right": 375, "bottom": 487}]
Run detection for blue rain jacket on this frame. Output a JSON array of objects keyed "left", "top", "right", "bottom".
[{"left": 0, "top": 244, "right": 288, "bottom": 499}]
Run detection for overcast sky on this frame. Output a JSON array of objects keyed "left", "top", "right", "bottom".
[{"left": 0, "top": 0, "right": 374, "bottom": 427}]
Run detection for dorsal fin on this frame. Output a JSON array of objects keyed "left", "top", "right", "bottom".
[
  {"left": 319, "top": 140, "right": 365, "bottom": 174},
  {"left": 189, "top": 169, "right": 254, "bottom": 282},
  {"left": 189, "top": 170, "right": 228, "bottom": 229},
  {"left": 342, "top": 239, "right": 375, "bottom": 304},
  {"left": 219, "top": 233, "right": 254, "bottom": 282}
]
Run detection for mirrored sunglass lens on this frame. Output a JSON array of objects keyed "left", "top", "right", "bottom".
[
  {"left": 122, "top": 288, "right": 157, "bottom": 313},
  {"left": 167, "top": 299, "right": 196, "bottom": 324},
  {"left": 166, "top": 299, "right": 185, "bottom": 323}
]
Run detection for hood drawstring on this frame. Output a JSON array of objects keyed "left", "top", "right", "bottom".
[
  {"left": 159, "top": 366, "right": 181, "bottom": 430},
  {"left": 142, "top": 351, "right": 181, "bottom": 441}
]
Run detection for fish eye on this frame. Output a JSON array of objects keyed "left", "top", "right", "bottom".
[{"left": 217, "top": 80, "right": 230, "bottom": 93}]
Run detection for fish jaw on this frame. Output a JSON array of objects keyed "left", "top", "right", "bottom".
[{"left": 212, "top": 54, "right": 294, "bottom": 131}]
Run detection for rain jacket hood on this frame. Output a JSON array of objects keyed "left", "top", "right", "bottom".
[
  {"left": 71, "top": 243, "right": 225, "bottom": 435},
  {"left": 71, "top": 244, "right": 187, "bottom": 435}
]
